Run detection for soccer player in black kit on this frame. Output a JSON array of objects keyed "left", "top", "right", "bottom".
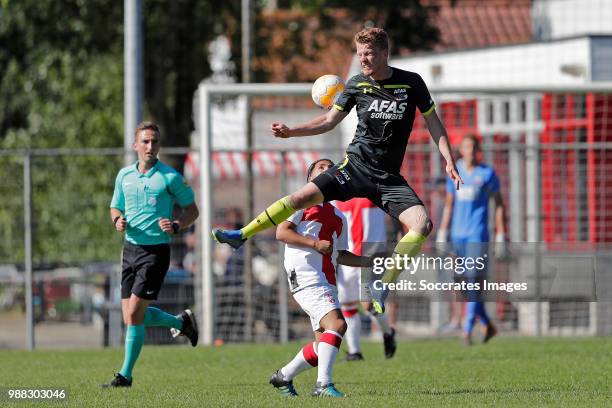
[{"left": 214, "top": 27, "right": 462, "bottom": 313}]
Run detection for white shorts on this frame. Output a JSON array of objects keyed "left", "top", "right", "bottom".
[
  {"left": 336, "top": 265, "right": 361, "bottom": 304},
  {"left": 292, "top": 284, "right": 341, "bottom": 331}
]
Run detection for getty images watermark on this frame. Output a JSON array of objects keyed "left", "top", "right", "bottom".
[
  {"left": 371, "top": 253, "right": 527, "bottom": 294},
  {"left": 360, "top": 241, "right": 609, "bottom": 302}
]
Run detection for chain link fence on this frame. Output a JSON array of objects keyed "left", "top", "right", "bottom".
[
  {"left": 197, "top": 87, "right": 612, "bottom": 344},
  {"left": 0, "top": 149, "right": 196, "bottom": 349},
  {"left": 1, "top": 89, "right": 612, "bottom": 349}
]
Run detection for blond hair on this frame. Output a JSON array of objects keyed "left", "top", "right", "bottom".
[{"left": 354, "top": 27, "right": 389, "bottom": 51}]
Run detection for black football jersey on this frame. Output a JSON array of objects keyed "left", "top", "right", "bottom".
[{"left": 334, "top": 67, "right": 435, "bottom": 179}]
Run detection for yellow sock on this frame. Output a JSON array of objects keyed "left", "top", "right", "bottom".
[
  {"left": 382, "top": 230, "right": 427, "bottom": 284},
  {"left": 240, "top": 196, "right": 296, "bottom": 239}
]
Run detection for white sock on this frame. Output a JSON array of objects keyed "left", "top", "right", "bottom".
[
  {"left": 317, "top": 330, "right": 342, "bottom": 385},
  {"left": 343, "top": 310, "right": 361, "bottom": 354},
  {"left": 280, "top": 341, "right": 317, "bottom": 380},
  {"left": 370, "top": 310, "right": 392, "bottom": 335}
]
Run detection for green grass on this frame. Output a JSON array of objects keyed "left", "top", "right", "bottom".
[{"left": 0, "top": 338, "right": 610, "bottom": 407}]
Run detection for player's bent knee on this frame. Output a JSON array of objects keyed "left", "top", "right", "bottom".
[
  {"left": 125, "top": 303, "right": 147, "bottom": 325},
  {"left": 126, "top": 310, "right": 140, "bottom": 325},
  {"left": 334, "top": 319, "right": 348, "bottom": 336},
  {"left": 413, "top": 214, "right": 433, "bottom": 236},
  {"left": 289, "top": 183, "right": 324, "bottom": 209},
  {"left": 288, "top": 192, "right": 309, "bottom": 210}
]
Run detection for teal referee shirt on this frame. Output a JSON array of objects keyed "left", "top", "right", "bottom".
[{"left": 110, "top": 160, "right": 195, "bottom": 245}]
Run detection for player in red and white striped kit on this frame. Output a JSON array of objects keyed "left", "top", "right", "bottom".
[
  {"left": 269, "top": 159, "right": 372, "bottom": 398},
  {"left": 335, "top": 198, "right": 397, "bottom": 361}
]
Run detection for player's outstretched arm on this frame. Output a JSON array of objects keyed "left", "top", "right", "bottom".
[
  {"left": 271, "top": 107, "right": 347, "bottom": 139},
  {"left": 424, "top": 110, "right": 463, "bottom": 190},
  {"left": 337, "top": 250, "right": 372, "bottom": 267},
  {"left": 276, "top": 220, "right": 332, "bottom": 254}
]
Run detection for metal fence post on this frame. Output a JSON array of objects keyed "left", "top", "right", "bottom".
[
  {"left": 508, "top": 96, "right": 524, "bottom": 242},
  {"left": 124, "top": 0, "right": 142, "bottom": 166},
  {"left": 244, "top": 97, "right": 254, "bottom": 342},
  {"left": 23, "top": 152, "right": 34, "bottom": 350},
  {"left": 525, "top": 94, "right": 542, "bottom": 336},
  {"left": 278, "top": 151, "right": 289, "bottom": 343},
  {"left": 108, "top": 268, "right": 123, "bottom": 347},
  {"left": 199, "top": 85, "right": 214, "bottom": 346}
]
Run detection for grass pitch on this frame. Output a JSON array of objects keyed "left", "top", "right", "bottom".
[{"left": 0, "top": 337, "right": 610, "bottom": 407}]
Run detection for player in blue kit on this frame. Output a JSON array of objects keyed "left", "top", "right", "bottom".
[{"left": 437, "top": 134, "right": 506, "bottom": 345}]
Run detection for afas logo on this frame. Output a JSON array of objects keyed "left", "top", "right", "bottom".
[
  {"left": 367, "top": 100, "right": 407, "bottom": 119},
  {"left": 367, "top": 100, "right": 407, "bottom": 114}
]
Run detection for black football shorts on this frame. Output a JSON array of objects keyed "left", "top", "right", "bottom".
[
  {"left": 311, "top": 155, "right": 424, "bottom": 219},
  {"left": 121, "top": 241, "right": 170, "bottom": 300}
]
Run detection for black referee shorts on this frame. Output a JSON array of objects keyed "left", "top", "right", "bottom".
[
  {"left": 121, "top": 241, "right": 170, "bottom": 300},
  {"left": 311, "top": 155, "right": 424, "bottom": 220}
]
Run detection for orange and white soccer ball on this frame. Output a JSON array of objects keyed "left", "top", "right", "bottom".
[{"left": 311, "top": 74, "right": 345, "bottom": 110}]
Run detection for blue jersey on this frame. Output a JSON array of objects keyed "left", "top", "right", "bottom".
[
  {"left": 447, "top": 160, "right": 500, "bottom": 242},
  {"left": 110, "top": 160, "right": 195, "bottom": 245}
]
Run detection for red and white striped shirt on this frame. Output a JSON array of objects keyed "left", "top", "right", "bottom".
[
  {"left": 284, "top": 203, "right": 349, "bottom": 292},
  {"left": 333, "top": 198, "right": 386, "bottom": 255}
]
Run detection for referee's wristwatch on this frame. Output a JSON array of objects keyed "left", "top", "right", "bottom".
[{"left": 171, "top": 221, "right": 180, "bottom": 234}]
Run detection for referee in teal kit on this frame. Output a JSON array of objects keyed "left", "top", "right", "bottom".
[{"left": 103, "top": 121, "right": 200, "bottom": 388}]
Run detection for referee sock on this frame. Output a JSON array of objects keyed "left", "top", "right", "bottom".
[
  {"left": 119, "top": 325, "right": 145, "bottom": 381},
  {"left": 143, "top": 306, "right": 182, "bottom": 330},
  {"left": 240, "top": 196, "right": 296, "bottom": 239},
  {"left": 382, "top": 230, "right": 427, "bottom": 284}
]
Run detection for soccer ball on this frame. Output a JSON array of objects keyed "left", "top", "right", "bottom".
[{"left": 311, "top": 74, "right": 345, "bottom": 110}]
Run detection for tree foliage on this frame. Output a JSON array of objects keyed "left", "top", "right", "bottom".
[
  {"left": 250, "top": 1, "right": 439, "bottom": 82},
  {"left": 0, "top": 0, "right": 438, "bottom": 266},
  {"left": 0, "top": 0, "right": 234, "bottom": 265},
  {"left": 0, "top": 0, "right": 126, "bottom": 265}
]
